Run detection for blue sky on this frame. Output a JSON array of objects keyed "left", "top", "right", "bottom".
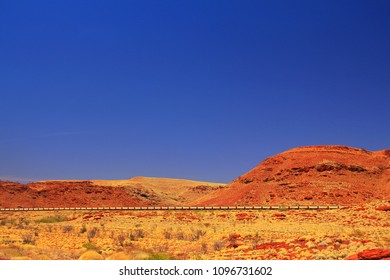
[{"left": 1, "top": 0, "right": 389, "bottom": 183}]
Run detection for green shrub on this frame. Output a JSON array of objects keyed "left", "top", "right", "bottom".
[
  {"left": 82, "top": 242, "right": 99, "bottom": 251},
  {"left": 35, "top": 216, "right": 68, "bottom": 223},
  {"left": 80, "top": 224, "right": 87, "bottom": 234},
  {"left": 146, "top": 253, "right": 175, "bottom": 260}
]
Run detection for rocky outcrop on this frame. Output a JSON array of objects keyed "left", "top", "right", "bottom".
[
  {"left": 0, "top": 177, "right": 227, "bottom": 208},
  {"left": 346, "top": 248, "right": 390, "bottom": 260},
  {"left": 0, "top": 180, "right": 149, "bottom": 208}
]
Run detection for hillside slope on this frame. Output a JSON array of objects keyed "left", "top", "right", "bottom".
[
  {"left": 194, "top": 145, "right": 390, "bottom": 206},
  {"left": 0, "top": 177, "right": 226, "bottom": 208}
]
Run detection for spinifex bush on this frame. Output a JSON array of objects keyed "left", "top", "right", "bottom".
[
  {"left": 80, "top": 224, "right": 87, "bottom": 234},
  {"left": 164, "top": 230, "right": 172, "bottom": 239},
  {"left": 213, "top": 240, "right": 224, "bottom": 251},
  {"left": 117, "top": 234, "right": 126, "bottom": 246},
  {"left": 87, "top": 227, "right": 99, "bottom": 242},
  {"left": 176, "top": 231, "right": 185, "bottom": 240},
  {"left": 62, "top": 225, "right": 73, "bottom": 233},
  {"left": 22, "top": 234, "right": 35, "bottom": 245},
  {"left": 35, "top": 216, "right": 68, "bottom": 223},
  {"left": 134, "top": 229, "right": 145, "bottom": 238},
  {"left": 146, "top": 253, "right": 175, "bottom": 260},
  {"left": 190, "top": 229, "right": 206, "bottom": 241},
  {"left": 82, "top": 242, "right": 99, "bottom": 251}
]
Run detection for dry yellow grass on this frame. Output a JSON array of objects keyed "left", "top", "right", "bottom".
[{"left": 0, "top": 202, "right": 388, "bottom": 260}]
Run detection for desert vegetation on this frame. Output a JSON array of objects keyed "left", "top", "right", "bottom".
[{"left": 0, "top": 201, "right": 388, "bottom": 260}]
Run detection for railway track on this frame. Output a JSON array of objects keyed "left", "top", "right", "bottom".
[{"left": 0, "top": 205, "right": 340, "bottom": 211}]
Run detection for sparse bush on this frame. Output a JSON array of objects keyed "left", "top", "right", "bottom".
[
  {"left": 63, "top": 225, "right": 73, "bottom": 233},
  {"left": 87, "top": 227, "right": 99, "bottom": 242},
  {"left": 36, "top": 216, "right": 68, "bottom": 223},
  {"left": 117, "top": 234, "right": 126, "bottom": 246},
  {"left": 129, "top": 232, "right": 136, "bottom": 241},
  {"left": 22, "top": 234, "right": 35, "bottom": 245},
  {"left": 176, "top": 231, "right": 185, "bottom": 240},
  {"left": 146, "top": 253, "right": 175, "bottom": 260},
  {"left": 80, "top": 224, "right": 87, "bottom": 234},
  {"left": 82, "top": 242, "right": 99, "bottom": 251},
  {"left": 17, "top": 220, "right": 25, "bottom": 229},
  {"left": 228, "top": 234, "right": 239, "bottom": 243},
  {"left": 251, "top": 232, "right": 262, "bottom": 248},
  {"left": 213, "top": 240, "right": 223, "bottom": 251},
  {"left": 201, "top": 242, "right": 208, "bottom": 254},
  {"left": 156, "top": 243, "right": 169, "bottom": 253},
  {"left": 228, "top": 234, "right": 240, "bottom": 248},
  {"left": 135, "top": 229, "right": 145, "bottom": 238},
  {"left": 164, "top": 230, "right": 172, "bottom": 239},
  {"left": 2, "top": 239, "right": 13, "bottom": 245},
  {"left": 190, "top": 229, "right": 206, "bottom": 241}
]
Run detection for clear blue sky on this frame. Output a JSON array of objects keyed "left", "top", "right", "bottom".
[{"left": 1, "top": 1, "right": 389, "bottom": 183}]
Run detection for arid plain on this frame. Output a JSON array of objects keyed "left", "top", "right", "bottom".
[{"left": 1, "top": 145, "right": 389, "bottom": 260}]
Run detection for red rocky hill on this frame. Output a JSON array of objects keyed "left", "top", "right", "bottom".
[
  {"left": 0, "top": 177, "right": 226, "bottom": 208},
  {"left": 194, "top": 145, "right": 390, "bottom": 206},
  {"left": 1, "top": 145, "right": 389, "bottom": 208}
]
